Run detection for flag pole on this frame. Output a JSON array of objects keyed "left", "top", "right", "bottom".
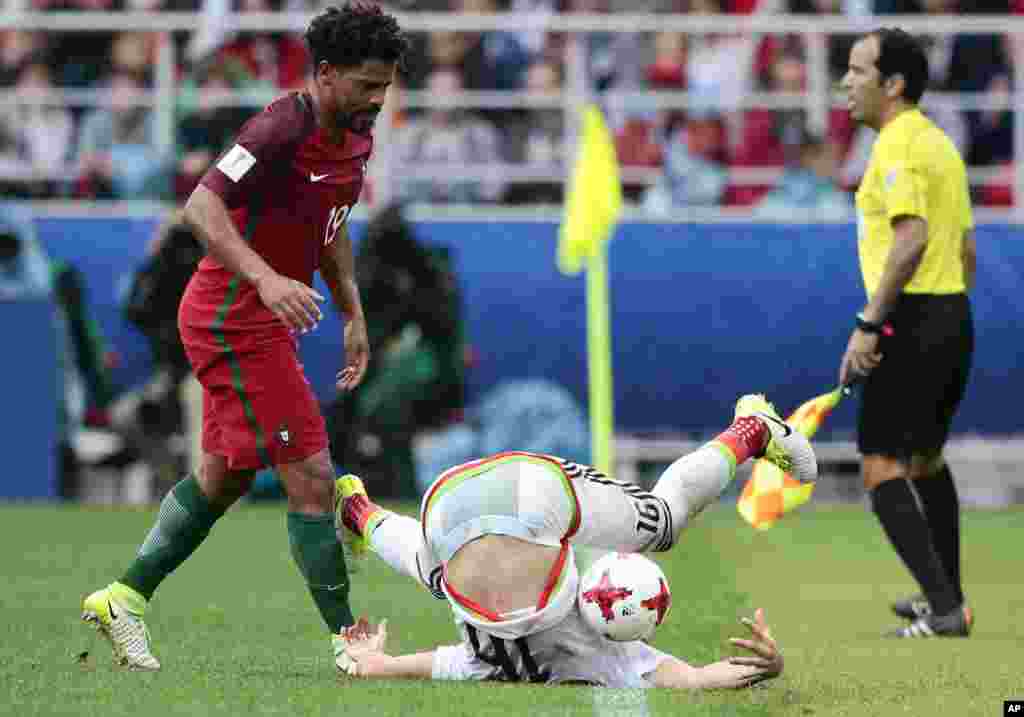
[
  {"left": 557, "top": 103, "right": 622, "bottom": 475},
  {"left": 587, "top": 240, "right": 615, "bottom": 475}
]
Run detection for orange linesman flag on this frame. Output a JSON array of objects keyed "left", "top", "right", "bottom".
[{"left": 737, "top": 386, "right": 846, "bottom": 530}]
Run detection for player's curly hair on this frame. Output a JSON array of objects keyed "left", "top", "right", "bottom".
[{"left": 304, "top": 3, "right": 408, "bottom": 70}]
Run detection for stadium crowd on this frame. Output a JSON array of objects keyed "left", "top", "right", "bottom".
[{"left": 0, "top": 0, "right": 1017, "bottom": 207}]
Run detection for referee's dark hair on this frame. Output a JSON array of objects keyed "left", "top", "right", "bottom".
[
  {"left": 869, "top": 28, "right": 929, "bottom": 104},
  {"left": 305, "top": 3, "right": 409, "bottom": 70}
]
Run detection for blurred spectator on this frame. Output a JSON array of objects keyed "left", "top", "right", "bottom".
[
  {"left": 687, "top": 0, "right": 758, "bottom": 115},
  {"left": 455, "top": 0, "right": 532, "bottom": 91},
  {"left": 556, "top": 0, "right": 646, "bottom": 92},
  {"left": 426, "top": 29, "right": 469, "bottom": 71},
  {"left": 753, "top": 129, "right": 852, "bottom": 218},
  {"left": 51, "top": 255, "right": 118, "bottom": 499},
  {"left": 978, "top": 160, "right": 1013, "bottom": 206},
  {"left": 0, "top": 30, "right": 50, "bottom": 86},
  {"left": 110, "top": 32, "right": 155, "bottom": 84},
  {"left": 123, "top": 215, "right": 203, "bottom": 396},
  {"left": 41, "top": 0, "right": 124, "bottom": 90},
  {"left": 119, "top": 214, "right": 204, "bottom": 491},
  {"left": 396, "top": 68, "right": 505, "bottom": 203},
  {"left": 949, "top": 0, "right": 1014, "bottom": 170},
  {"left": 615, "top": 110, "right": 664, "bottom": 202},
  {"left": 0, "top": 53, "right": 74, "bottom": 198},
  {"left": 616, "top": 111, "right": 664, "bottom": 167},
  {"left": 967, "top": 72, "right": 1013, "bottom": 167},
  {"left": 764, "top": 46, "right": 809, "bottom": 152},
  {"left": 404, "top": 0, "right": 532, "bottom": 93},
  {"left": 400, "top": 27, "right": 453, "bottom": 90},
  {"left": 162, "top": 0, "right": 202, "bottom": 67},
  {"left": 327, "top": 204, "right": 466, "bottom": 499},
  {"left": 174, "top": 57, "right": 261, "bottom": 199},
  {"left": 505, "top": 59, "right": 565, "bottom": 204},
  {"left": 641, "top": 112, "right": 729, "bottom": 213},
  {"left": 509, "top": 0, "right": 560, "bottom": 63},
  {"left": 919, "top": 0, "right": 1010, "bottom": 94},
  {"left": 217, "top": 0, "right": 309, "bottom": 90},
  {"left": 728, "top": 43, "right": 806, "bottom": 205},
  {"left": 918, "top": 0, "right": 959, "bottom": 88},
  {"left": 645, "top": 31, "right": 686, "bottom": 89},
  {"left": 787, "top": 0, "right": 857, "bottom": 84},
  {"left": 73, "top": 68, "right": 170, "bottom": 198},
  {"left": 874, "top": 0, "right": 1013, "bottom": 172},
  {"left": 0, "top": 204, "right": 51, "bottom": 301}
]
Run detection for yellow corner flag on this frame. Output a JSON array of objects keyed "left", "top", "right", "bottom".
[
  {"left": 558, "top": 105, "right": 623, "bottom": 276},
  {"left": 557, "top": 104, "right": 623, "bottom": 475},
  {"left": 737, "top": 387, "right": 846, "bottom": 530}
]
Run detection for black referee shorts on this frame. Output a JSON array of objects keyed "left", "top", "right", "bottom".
[{"left": 858, "top": 293, "right": 973, "bottom": 459}]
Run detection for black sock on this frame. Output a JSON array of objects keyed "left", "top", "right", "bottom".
[
  {"left": 870, "top": 479, "right": 959, "bottom": 616},
  {"left": 912, "top": 466, "right": 963, "bottom": 605}
]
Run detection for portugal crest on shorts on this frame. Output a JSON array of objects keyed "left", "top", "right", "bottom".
[{"left": 277, "top": 423, "right": 291, "bottom": 446}]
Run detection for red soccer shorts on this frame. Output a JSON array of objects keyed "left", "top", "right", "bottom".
[{"left": 183, "top": 332, "right": 328, "bottom": 471}]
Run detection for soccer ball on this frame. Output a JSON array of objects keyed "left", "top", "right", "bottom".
[{"left": 577, "top": 552, "right": 671, "bottom": 642}]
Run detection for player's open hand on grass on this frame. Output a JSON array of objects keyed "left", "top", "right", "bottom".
[
  {"left": 337, "top": 312, "right": 370, "bottom": 391},
  {"left": 255, "top": 272, "right": 324, "bottom": 334},
  {"left": 727, "top": 608, "right": 783, "bottom": 684},
  {"left": 342, "top": 618, "right": 389, "bottom": 677}
]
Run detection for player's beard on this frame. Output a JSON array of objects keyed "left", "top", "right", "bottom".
[{"left": 343, "top": 109, "right": 380, "bottom": 137}]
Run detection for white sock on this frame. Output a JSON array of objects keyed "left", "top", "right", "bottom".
[
  {"left": 651, "top": 443, "right": 735, "bottom": 542},
  {"left": 369, "top": 513, "right": 428, "bottom": 582}
]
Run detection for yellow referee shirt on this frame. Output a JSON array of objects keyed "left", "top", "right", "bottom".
[{"left": 855, "top": 108, "right": 973, "bottom": 296}]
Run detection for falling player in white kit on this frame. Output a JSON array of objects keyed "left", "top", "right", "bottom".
[{"left": 333, "top": 395, "right": 813, "bottom": 688}]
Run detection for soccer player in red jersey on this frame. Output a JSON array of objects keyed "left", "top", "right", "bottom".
[{"left": 81, "top": 3, "right": 408, "bottom": 673}]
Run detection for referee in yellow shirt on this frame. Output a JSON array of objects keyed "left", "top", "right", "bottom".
[{"left": 839, "top": 28, "right": 976, "bottom": 638}]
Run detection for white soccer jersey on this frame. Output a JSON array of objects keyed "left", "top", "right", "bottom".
[
  {"left": 419, "top": 452, "right": 673, "bottom": 642},
  {"left": 430, "top": 607, "right": 673, "bottom": 688}
]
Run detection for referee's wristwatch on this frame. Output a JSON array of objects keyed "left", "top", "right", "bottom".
[{"left": 855, "top": 312, "right": 894, "bottom": 337}]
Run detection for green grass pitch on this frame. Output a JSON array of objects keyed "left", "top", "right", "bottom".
[{"left": 2, "top": 502, "right": 1020, "bottom": 716}]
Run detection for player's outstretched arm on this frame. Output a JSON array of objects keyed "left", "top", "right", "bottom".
[
  {"left": 341, "top": 619, "right": 436, "bottom": 679},
  {"left": 651, "top": 608, "right": 783, "bottom": 690},
  {"left": 349, "top": 650, "right": 437, "bottom": 679}
]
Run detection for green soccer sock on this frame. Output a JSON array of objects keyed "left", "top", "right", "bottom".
[
  {"left": 287, "top": 512, "right": 355, "bottom": 634},
  {"left": 120, "top": 475, "right": 226, "bottom": 601}
]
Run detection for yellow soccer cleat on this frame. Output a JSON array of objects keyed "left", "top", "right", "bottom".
[
  {"left": 81, "top": 584, "right": 161, "bottom": 671},
  {"left": 335, "top": 474, "right": 373, "bottom": 565},
  {"left": 734, "top": 394, "right": 818, "bottom": 484}
]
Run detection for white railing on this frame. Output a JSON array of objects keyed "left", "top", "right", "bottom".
[{"left": 2, "top": 11, "right": 1023, "bottom": 216}]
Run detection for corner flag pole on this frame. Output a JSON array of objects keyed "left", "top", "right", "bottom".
[
  {"left": 587, "top": 240, "right": 614, "bottom": 475},
  {"left": 557, "top": 104, "right": 622, "bottom": 475}
]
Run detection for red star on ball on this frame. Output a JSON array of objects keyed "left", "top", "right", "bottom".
[
  {"left": 581, "top": 569, "right": 633, "bottom": 622},
  {"left": 640, "top": 578, "right": 671, "bottom": 625}
]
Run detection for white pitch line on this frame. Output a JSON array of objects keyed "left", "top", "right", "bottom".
[{"left": 591, "top": 687, "right": 651, "bottom": 717}]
